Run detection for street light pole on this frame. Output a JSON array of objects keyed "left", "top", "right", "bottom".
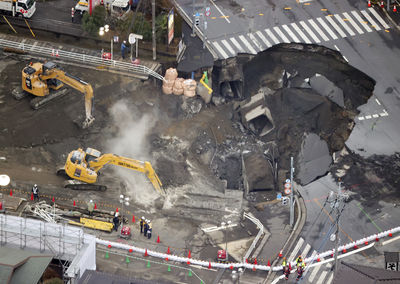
[
  {"left": 191, "top": 0, "right": 195, "bottom": 36},
  {"left": 151, "top": 0, "right": 156, "bottom": 60},
  {"left": 333, "top": 181, "right": 342, "bottom": 276},
  {"left": 289, "top": 156, "right": 295, "bottom": 227}
]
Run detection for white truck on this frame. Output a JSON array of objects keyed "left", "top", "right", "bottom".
[
  {"left": 0, "top": 0, "right": 36, "bottom": 18},
  {"left": 75, "top": 0, "right": 129, "bottom": 17}
]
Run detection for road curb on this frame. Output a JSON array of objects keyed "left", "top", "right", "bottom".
[{"left": 263, "top": 189, "right": 307, "bottom": 283}]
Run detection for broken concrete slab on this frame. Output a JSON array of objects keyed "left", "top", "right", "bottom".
[
  {"left": 242, "top": 153, "right": 275, "bottom": 193},
  {"left": 297, "top": 133, "right": 332, "bottom": 185},
  {"left": 310, "top": 73, "right": 344, "bottom": 107}
]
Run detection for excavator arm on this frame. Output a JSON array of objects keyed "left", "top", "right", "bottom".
[
  {"left": 40, "top": 68, "right": 95, "bottom": 128},
  {"left": 89, "top": 153, "right": 164, "bottom": 194}
]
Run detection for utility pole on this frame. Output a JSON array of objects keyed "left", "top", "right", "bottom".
[
  {"left": 289, "top": 157, "right": 295, "bottom": 227},
  {"left": 333, "top": 181, "right": 342, "bottom": 276},
  {"left": 191, "top": 0, "right": 196, "bottom": 37},
  {"left": 152, "top": 0, "right": 156, "bottom": 60}
]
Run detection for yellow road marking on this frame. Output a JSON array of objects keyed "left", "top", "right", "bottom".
[
  {"left": 328, "top": 14, "right": 333, "bottom": 17},
  {"left": 284, "top": 7, "right": 292, "bottom": 10},
  {"left": 220, "top": 15, "right": 230, "bottom": 19},
  {"left": 385, "top": 29, "right": 390, "bottom": 32},
  {"left": 343, "top": 18, "right": 349, "bottom": 21},
  {"left": 259, "top": 13, "right": 264, "bottom": 16},
  {"left": 304, "top": 3, "right": 311, "bottom": 5},
  {"left": 321, "top": 8, "right": 327, "bottom": 11}
]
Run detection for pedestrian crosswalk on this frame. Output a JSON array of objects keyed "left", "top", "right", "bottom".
[
  {"left": 210, "top": 8, "right": 390, "bottom": 59},
  {"left": 284, "top": 237, "right": 334, "bottom": 284}
]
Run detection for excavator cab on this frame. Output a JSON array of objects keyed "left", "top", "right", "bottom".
[{"left": 84, "top": 148, "right": 101, "bottom": 163}]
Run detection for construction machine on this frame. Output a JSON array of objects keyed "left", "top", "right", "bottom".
[
  {"left": 13, "top": 61, "right": 95, "bottom": 128},
  {"left": 57, "top": 147, "right": 164, "bottom": 194}
]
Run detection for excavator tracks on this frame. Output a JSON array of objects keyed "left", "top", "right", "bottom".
[
  {"left": 12, "top": 87, "right": 28, "bottom": 100},
  {"left": 57, "top": 168, "right": 107, "bottom": 191},
  {"left": 30, "top": 88, "right": 69, "bottom": 110}
]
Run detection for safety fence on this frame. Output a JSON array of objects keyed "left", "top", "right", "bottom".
[
  {"left": 243, "top": 212, "right": 266, "bottom": 262},
  {"left": 97, "top": 225, "right": 400, "bottom": 272},
  {"left": 0, "top": 38, "right": 165, "bottom": 81}
]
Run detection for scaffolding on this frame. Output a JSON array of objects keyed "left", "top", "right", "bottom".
[{"left": 0, "top": 214, "right": 96, "bottom": 283}]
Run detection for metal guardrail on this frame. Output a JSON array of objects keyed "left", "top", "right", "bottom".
[
  {"left": 0, "top": 38, "right": 165, "bottom": 81},
  {"left": 243, "top": 212, "right": 266, "bottom": 262}
]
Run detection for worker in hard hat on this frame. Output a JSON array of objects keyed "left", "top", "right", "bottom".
[
  {"left": 147, "top": 220, "right": 152, "bottom": 239},
  {"left": 296, "top": 255, "right": 304, "bottom": 267},
  {"left": 296, "top": 265, "right": 304, "bottom": 281},
  {"left": 140, "top": 216, "right": 145, "bottom": 234},
  {"left": 143, "top": 219, "right": 149, "bottom": 237},
  {"left": 113, "top": 212, "right": 120, "bottom": 232},
  {"left": 87, "top": 200, "right": 95, "bottom": 216},
  {"left": 32, "top": 184, "right": 39, "bottom": 201}
]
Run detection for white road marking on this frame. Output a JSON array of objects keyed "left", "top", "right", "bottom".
[
  {"left": 230, "top": 37, "right": 245, "bottom": 52},
  {"left": 317, "top": 17, "right": 338, "bottom": 39},
  {"left": 209, "top": 0, "right": 230, "bottom": 23},
  {"left": 282, "top": 24, "right": 300, "bottom": 42},
  {"left": 334, "top": 44, "right": 340, "bottom": 51},
  {"left": 255, "top": 31, "right": 271, "bottom": 47},
  {"left": 248, "top": 33, "right": 263, "bottom": 51},
  {"left": 301, "top": 243, "right": 311, "bottom": 258},
  {"left": 221, "top": 39, "right": 236, "bottom": 56},
  {"left": 343, "top": 55, "right": 349, "bottom": 62},
  {"left": 308, "top": 19, "right": 330, "bottom": 41},
  {"left": 213, "top": 41, "right": 229, "bottom": 59},
  {"left": 382, "top": 235, "right": 400, "bottom": 246},
  {"left": 358, "top": 116, "right": 365, "bottom": 120},
  {"left": 300, "top": 20, "right": 320, "bottom": 43},
  {"left": 325, "top": 272, "right": 334, "bottom": 284},
  {"left": 334, "top": 14, "right": 356, "bottom": 36},
  {"left": 291, "top": 22, "right": 312, "bottom": 43},
  {"left": 343, "top": 12, "right": 364, "bottom": 34},
  {"left": 372, "top": 114, "right": 379, "bottom": 118},
  {"left": 375, "top": 98, "right": 381, "bottom": 105},
  {"left": 351, "top": 11, "right": 373, "bottom": 32},
  {"left": 380, "top": 109, "right": 389, "bottom": 116},
  {"left": 274, "top": 26, "right": 290, "bottom": 43},
  {"left": 326, "top": 15, "right": 347, "bottom": 37},
  {"left": 361, "top": 10, "right": 381, "bottom": 31},
  {"left": 265, "top": 28, "right": 281, "bottom": 44},
  {"left": 202, "top": 223, "right": 238, "bottom": 233},
  {"left": 365, "top": 115, "right": 372, "bottom": 119},
  {"left": 288, "top": 237, "right": 304, "bottom": 262},
  {"left": 239, "top": 35, "right": 257, "bottom": 54},
  {"left": 316, "top": 270, "right": 329, "bottom": 284},
  {"left": 308, "top": 257, "right": 323, "bottom": 282},
  {"left": 369, "top": 7, "right": 390, "bottom": 29}
]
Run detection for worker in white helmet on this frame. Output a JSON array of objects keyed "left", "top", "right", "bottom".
[{"left": 140, "top": 216, "right": 145, "bottom": 234}]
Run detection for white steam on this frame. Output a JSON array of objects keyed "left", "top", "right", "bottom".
[{"left": 106, "top": 100, "right": 159, "bottom": 206}]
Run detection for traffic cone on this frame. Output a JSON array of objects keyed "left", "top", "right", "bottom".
[
  {"left": 144, "top": 249, "right": 148, "bottom": 257},
  {"left": 368, "top": 0, "right": 371, "bottom": 7},
  {"left": 289, "top": 263, "right": 292, "bottom": 270},
  {"left": 208, "top": 262, "right": 211, "bottom": 269},
  {"left": 167, "top": 265, "right": 171, "bottom": 272},
  {"left": 245, "top": 259, "right": 249, "bottom": 263},
  {"left": 116, "top": 208, "right": 119, "bottom": 213},
  {"left": 254, "top": 258, "right": 258, "bottom": 265},
  {"left": 188, "top": 250, "right": 191, "bottom": 258},
  {"left": 354, "top": 243, "right": 358, "bottom": 249},
  {"left": 56, "top": 50, "right": 59, "bottom": 57},
  {"left": 365, "top": 239, "right": 369, "bottom": 245},
  {"left": 94, "top": 203, "right": 97, "bottom": 210},
  {"left": 389, "top": 231, "right": 393, "bottom": 237},
  {"left": 165, "top": 257, "right": 169, "bottom": 261},
  {"left": 0, "top": 202, "right": 2, "bottom": 210},
  {"left": 230, "top": 265, "right": 233, "bottom": 270},
  {"left": 380, "top": 1, "right": 384, "bottom": 8},
  {"left": 146, "top": 260, "right": 151, "bottom": 268},
  {"left": 157, "top": 235, "right": 160, "bottom": 243},
  {"left": 125, "top": 256, "right": 130, "bottom": 264},
  {"left": 252, "top": 266, "right": 256, "bottom": 271},
  {"left": 188, "top": 270, "right": 192, "bottom": 277},
  {"left": 52, "top": 197, "right": 55, "bottom": 203},
  {"left": 9, "top": 189, "right": 12, "bottom": 196},
  {"left": 167, "top": 247, "right": 170, "bottom": 254},
  {"left": 132, "top": 215, "right": 135, "bottom": 223},
  {"left": 105, "top": 251, "right": 109, "bottom": 259},
  {"left": 73, "top": 200, "right": 76, "bottom": 206},
  {"left": 31, "top": 193, "right": 34, "bottom": 201},
  {"left": 317, "top": 255, "right": 321, "bottom": 262},
  {"left": 394, "top": 5, "right": 397, "bottom": 12},
  {"left": 375, "top": 235, "right": 379, "bottom": 242},
  {"left": 343, "top": 248, "right": 347, "bottom": 253},
  {"left": 279, "top": 250, "right": 283, "bottom": 258},
  {"left": 51, "top": 49, "right": 55, "bottom": 56},
  {"left": 267, "top": 259, "right": 271, "bottom": 266},
  {"left": 107, "top": 244, "right": 112, "bottom": 248}
]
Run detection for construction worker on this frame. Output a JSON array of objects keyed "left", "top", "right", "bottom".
[
  {"left": 71, "top": 7, "right": 74, "bottom": 23},
  {"left": 283, "top": 265, "right": 290, "bottom": 280},
  {"left": 143, "top": 219, "right": 149, "bottom": 237},
  {"left": 32, "top": 184, "right": 39, "bottom": 201},
  {"left": 296, "top": 265, "right": 304, "bottom": 281},
  {"left": 113, "top": 212, "right": 120, "bottom": 232},
  {"left": 282, "top": 257, "right": 287, "bottom": 274},
  {"left": 140, "top": 216, "right": 145, "bottom": 233},
  {"left": 87, "top": 200, "right": 95, "bottom": 216},
  {"left": 147, "top": 220, "right": 152, "bottom": 239},
  {"left": 295, "top": 255, "right": 304, "bottom": 267}
]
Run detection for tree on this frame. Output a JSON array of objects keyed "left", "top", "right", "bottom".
[{"left": 81, "top": 6, "right": 106, "bottom": 36}]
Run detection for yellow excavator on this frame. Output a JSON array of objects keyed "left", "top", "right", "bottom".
[
  {"left": 57, "top": 147, "right": 164, "bottom": 195},
  {"left": 13, "top": 61, "right": 95, "bottom": 128}
]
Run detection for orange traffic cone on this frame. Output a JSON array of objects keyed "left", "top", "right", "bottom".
[
  {"left": 116, "top": 208, "right": 119, "bottom": 213},
  {"left": 317, "top": 255, "right": 321, "bottom": 262},
  {"left": 279, "top": 250, "right": 283, "bottom": 258},
  {"left": 31, "top": 193, "right": 34, "bottom": 201},
  {"left": 230, "top": 265, "right": 233, "bottom": 270},
  {"left": 368, "top": 0, "right": 371, "bottom": 7},
  {"left": 252, "top": 266, "right": 256, "bottom": 271},
  {"left": 208, "top": 262, "right": 211, "bottom": 269},
  {"left": 354, "top": 243, "right": 358, "bottom": 249},
  {"left": 267, "top": 259, "right": 271, "bottom": 266},
  {"left": 289, "top": 263, "right": 292, "bottom": 270},
  {"left": 129, "top": 248, "right": 133, "bottom": 253},
  {"left": 167, "top": 247, "right": 170, "bottom": 254},
  {"left": 165, "top": 257, "right": 169, "bottom": 261},
  {"left": 144, "top": 249, "right": 148, "bottom": 257},
  {"left": 9, "top": 189, "right": 12, "bottom": 196},
  {"left": 254, "top": 258, "right": 258, "bottom": 265},
  {"left": 188, "top": 250, "right": 191, "bottom": 258},
  {"left": 94, "top": 203, "right": 97, "bottom": 210},
  {"left": 52, "top": 196, "right": 55, "bottom": 202},
  {"left": 131, "top": 215, "right": 135, "bottom": 223},
  {"left": 343, "top": 248, "right": 347, "bottom": 253},
  {"left": 157, "top": 235, "right": 160, "bottom": 243},
  {"left": 394, "top": 5, "right": 397, "bottom": 12},
  {"left": 73, "top": 200, "right": 76, "bottom": 206},
  {"left": 365, "top": 239, "right": 369, "bottom": 245},
  {"left": 389, "top": 231, "right": 393, "bottom": 237},
  {"left": 107, "top": 244, "right": 112, "bottom": 248},
  {"left": 0, "top": 202, "right": 3, "bottom": 210},
  {"left": 380, "top": 1, "right": 384, "bottom": 8}
]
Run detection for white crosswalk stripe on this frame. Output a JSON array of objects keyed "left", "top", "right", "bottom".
[
  {"left": 221, "top": 39, "right": 236, "bottom": 56},
  {"left": 282, "top": 24, "right": 300, "bottom": 42},
  {"left": 343, "top": 12, "right": 364, "bottom": 34},
  {"left": 308, "top": 257, "right": 324, "bottom": 282},
  {"left": 308, "top": 19, "right": 329, "bottom": 41},
  {"left": 274, "top": 26, "right": 290, "bottom": 43},
  {"left": 351, "top": 11, "right": 373, "bottom": 32},
  {"left": 326, "top": 15, "right": 347, "bottom": 37},
  {"left": 325, "top": 272, "right": 334, "bottom": 284},
  {"left": 291, "top": 22, "right": 312, "bottom": 43},
  {"left": 289, "top": 237, "right": 304, "bottom": 262},
  {"left": 255, "top": 31, "right": 271, "bottom": 47},
  {"left": 316, "top": 17, "right": 338, "bottom": 39},
  {"left": 230, "top": 37, "right": 245, "bottom": 53},
  {"left": 239, "top": 35, "right": 257, "bottom": 54},
  {"left": 265, "top": 28, "right": 280, "bottom": 44},
  {"left": 301, "top": 243, "right": 311, "bottom": 258},
  {"left": 248, "top": 33, "right": 263, "bottom": 51},
  {"left": 300, "top": 20, "right": 321, "bottom": 43},
  {"left": 316, "top": 270, "right": 329, "bottom": 284},
  {"left": 334, "top": 14, "right": 356, "bottom": 36},
  {"left": 361, "top": 10, "right": 381, "bottom": 31},
  {"left": 369, "top": 7, "right": 390, "bottom": 29},
  {"left": 213, "top": 41, "right": 229, "bottom": 59}
]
